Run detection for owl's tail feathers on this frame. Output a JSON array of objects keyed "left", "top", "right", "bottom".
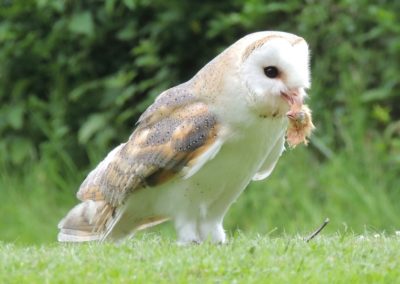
[{"left": 57, "top": 200, "right": 115, "bottom": 242}]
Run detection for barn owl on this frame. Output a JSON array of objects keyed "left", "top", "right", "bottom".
[{"left": 58, "top": 31, "right": 312, "bottom": 244}]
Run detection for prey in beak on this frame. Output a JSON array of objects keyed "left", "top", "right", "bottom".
[{"left": 281, "top": 89, "right": 315, "bottom": 148}]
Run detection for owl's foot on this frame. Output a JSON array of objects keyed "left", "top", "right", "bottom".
[
  {"left": 199, "top": 222, "right": 227, "bottom": 244},
  {"left": 175, "top": 219, "right": 227, "bottom": 245},
  {"left": 175, "top": 220, "right": 202, "bottom": 245}
]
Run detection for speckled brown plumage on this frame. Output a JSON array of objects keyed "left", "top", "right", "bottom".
[{"left": 77, "top": 87, "right": 219, "bottom": 207}]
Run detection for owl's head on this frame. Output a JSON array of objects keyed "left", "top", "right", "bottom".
[{"left": 237, "top": 31, "right": 311, "bottom": 115}]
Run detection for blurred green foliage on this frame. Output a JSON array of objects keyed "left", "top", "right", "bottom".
[
  {"left": 1, "top": 0, "right": 399, "bottom": 169},
  {"left": 0, "top": 0, "right": 400, "bottom": 243}
]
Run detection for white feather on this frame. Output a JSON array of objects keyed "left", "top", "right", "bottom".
[
  {"left": 182, "top": 138, "right": 224, "bottom": 179},
  {"left": 252, "top": 132, "right": 286, "bottom": 181}
]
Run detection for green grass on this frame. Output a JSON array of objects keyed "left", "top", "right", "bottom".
[{"left": 1, "top": 234, "right": 400, "bottom": 283}]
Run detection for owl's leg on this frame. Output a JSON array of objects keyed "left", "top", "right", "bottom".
[
  {"left": 175, "top": 218, "right": 226, "bottom": 244},
  {"left": 198, "top": 219, "right": 226, "bottom": 244},
  {"left": 174, "top": 217, "right": 201, "bottom": 245},
  {"left": 173, "top": 202, "right": 227, "bottom": 244},
  {"left": 196, "top": 195, "right": 239, "bottom": 244}
]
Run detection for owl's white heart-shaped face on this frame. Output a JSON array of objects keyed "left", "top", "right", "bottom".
[{"left": 238, "top": 32, "right": 310, "bottom": 115}]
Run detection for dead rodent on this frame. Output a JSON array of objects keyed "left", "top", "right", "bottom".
[{"left": 286, "top": 104, "right": 315, "bottom": 148}]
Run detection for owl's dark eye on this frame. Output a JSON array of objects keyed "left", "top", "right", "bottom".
[{"left": 263, "top": 66, "right": 279, "bottom": 78}]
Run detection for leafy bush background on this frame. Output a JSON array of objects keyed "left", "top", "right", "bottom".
[{"left": 1, "top": 0, "right": 399, "bottom": 243}]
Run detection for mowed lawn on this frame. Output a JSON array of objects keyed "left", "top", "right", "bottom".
[{"left": 1, "top": 234, "right": 399, "bottom": 283}]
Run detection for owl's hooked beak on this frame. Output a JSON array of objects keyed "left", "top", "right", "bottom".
[
  {"left": 280, "top": 89, "right": 304, "bottom": 107},
  {"left": 287, "top": 111, "right": 305, "bottom": 123}
]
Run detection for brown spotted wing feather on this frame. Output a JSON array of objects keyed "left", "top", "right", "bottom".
[{"left": 77, "top": 86, "right": 220, "bottom": 207}]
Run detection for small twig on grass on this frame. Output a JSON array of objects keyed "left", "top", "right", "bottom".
[{"left": 305, "top": 218, "right": 330, "bottom": 243}]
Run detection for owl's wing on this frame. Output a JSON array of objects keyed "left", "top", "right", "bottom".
[
  {"left": 77, "top": 87, "right": 223, "bottom": 207},
  {"left": 252, "top": 133, "right": 285, "bottom": 181}
]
